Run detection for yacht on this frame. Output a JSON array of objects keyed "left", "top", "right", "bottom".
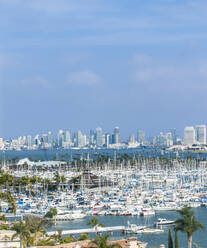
[{"left": 154, "top": 218, "right": 175, "bottom": 226}]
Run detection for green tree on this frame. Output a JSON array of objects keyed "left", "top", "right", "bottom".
[
  {"left": 175, "top": 230, "right": 179, "bottom": 248},
  {"left": 168, "top": 229, "right": 173, "bottom": 248},
  {"left": 78, "top": 233, "right": 90, "bottom": 241},
  {"left": 87, "top": 217, "right": 105, "bottom": 228},
  {"left": 25, "top": 215, "right": 50, "bottom": 247},
  {"left": 0, "top": 191, "right": 16, "bottom": 215},
  {"left": 90, "top": 234, "right": 121, "bottom": 248},
  {"left": 44, "top": 207, "right": 57, "bottom": 219},
  {"left": 175, "top": 206, "right": 205, "bottom": 248},
  {"left": 12, "top": 221, "right": 30, "bottom": 248}
]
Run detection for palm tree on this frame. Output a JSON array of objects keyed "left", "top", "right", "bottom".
[
  {"left": 168, "top": 229, "right": 173, "bottom": 248},
  {"left": 175, "top": 206, "right": 205, "bottom": 248},
  {"left": 87, "top": 217, "right": 105, "bottom": 228},
  {"left": 25, "top": 215, "right": 49, "bottom": 247},
  {"left": 0, "top": 191, "right": 16, "bottom": 215},
  {"left": 90, "top": 234, "right": 121, "bottom": 248},
  {"left": 174, "top": 230, "right": 179, "bottom": 248},
  {"left": 12, "top": 221, "right": 30, "bottom": 248}
]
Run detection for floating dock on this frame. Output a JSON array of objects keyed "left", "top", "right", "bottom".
[{"left": 47, "top": 226, "right": 125, "bottom": 236}]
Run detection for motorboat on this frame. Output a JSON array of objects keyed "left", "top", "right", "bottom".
[{"left": 154, "top": 218, "right": 175, "bottom": 226}]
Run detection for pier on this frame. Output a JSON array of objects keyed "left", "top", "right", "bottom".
[{"left": 47, "top": 226, "right": 125, "bottom": 236}]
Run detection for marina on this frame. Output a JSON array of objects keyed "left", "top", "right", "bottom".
[{"left": 1, "top": 153, "right": 207, "bottom": 246}]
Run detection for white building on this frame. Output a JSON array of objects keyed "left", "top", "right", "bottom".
[
  {"left": 184, "top": 126, "right": 196, "bottom": 145},
  {"left": 0, "top": 138, "right": 4, "bottom": 150},
  {"left": 195, "top": 125, "right": 206, "bottom": 144}
]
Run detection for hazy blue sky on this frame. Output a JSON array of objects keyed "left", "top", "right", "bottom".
[{"left": 1, "top": 0, "right": 207, "bottom": 139}]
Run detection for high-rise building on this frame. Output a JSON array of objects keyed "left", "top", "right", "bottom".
[
  {"left": 195, "top": 125, "right": 206, "bottom": 144},
  {"left": 89, "top": 130, "right": 95, "bottom": 146},
  {"left": 27, "top": 135, "right": 32, "bottom": 148},
  {"left": 0, "top": 138, "right": 4, "bottom": 150},
  {"left": 184, "top": 126, "right": 196, "bottom": 145},
  {"left": 137, "top": 130, "right": 145, "bottom": 144},
  {"left": 105, "top": 133, "right": 110, "bottom": 148},
  {"left": 96, "top": 127, "right": 103, "bottom": 147},
  {"left": 114, "top": 126, "right": 120, "bottom": 144},
  {"left": 57, "top": 130, "right": 64, "bottom": 147},
  {"left": 64, "top": 130, "right": 71, "bottom": 143},
  {"left": 171, "top": 128, "right": 177, "bottom": 145},
  {"left": 76, "top": 130, "right": 83, "bottom": 147},
  {"left": 47, "top": 131, "right": 53, "bottom": 147},
  {"left": 129, "top": 135, "right": 135, "bottom": 144}
]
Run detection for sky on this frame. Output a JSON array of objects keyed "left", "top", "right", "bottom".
[{"left": 1, "top": 0, "right": 207, "bottom": 139}]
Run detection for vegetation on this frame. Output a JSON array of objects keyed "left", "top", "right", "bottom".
[
  {"left": 78, "top": 233, "right": 90, "bottom": 241},
  {"left": 11, "top": 221, "right": 30, "bottom": 248},
  {"left": 175, "top": 206, "right": 205, "bottom": 248},
  {"left": 168, "top": 229, "right": 173, "bottom": 248},
  {"left": 90, "top": 234, "right": 121, "bottom": 248},
  {"left": 174, "top": 230, "right": 179, "bottom": 248},
  {"left": 87, "top": 217, "right": 105, "bottom": 228},
  {"left": 25, "top": 215, "right": 50, "bottom": 247},
  {"left": 44, "top": 207, "right": 57, "bottom": 219}
]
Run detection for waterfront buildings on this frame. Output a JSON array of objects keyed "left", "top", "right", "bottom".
[
  {"left": 96, "top": 127, "right": 103, "bottom": 147},
  {"left": 0, "top": 138, "right": 4, "bottom": 150},
  {"left": 184, "top": 126, "right": 196, "bottom": 145},
  {"left": 196, "top": 125, "right": 206, "bottom": 144},
  {"left": 2, "top": 124, "right": 207, "bottom": 150},
  {"left": 113, "top": 126, "right": 120, "bottom": 144}
]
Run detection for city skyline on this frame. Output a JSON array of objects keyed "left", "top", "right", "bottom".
[
  {"left": 1, "top": 124, "right": 207, "bottom": 151},
  {"left": 1, "top": 0, "right": 207, "bottom": 138}
]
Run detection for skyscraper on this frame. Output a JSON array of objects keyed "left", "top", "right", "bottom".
[
  {"left": 114, "top": 126, "right": 120, "bottom": 144},
  {"left": 105, "top": 133, "right": 110, "bottom": 148},
  {"left": 195, "top": 125, "right": 206, "bottom": 144},
  {"left": 47, "top": 131, "right": 53, "bottom": 147},
  {"left": 64, "top": 130, "right": 71, "bottom": 143},
  {"left": 137, "top": 130, "right": 145, "bottom": 144},
  {"left": 96, "top": 127, "right": 103, "bottom": 147},
  {"left": 184, "top": 126, "right": 196, "bottom": 145},
  {"left": 57, "top": 130, "right": 64, "bottom": 147},
  {"left": 76, "top": 130, "right": 83, "bottom": 147}
]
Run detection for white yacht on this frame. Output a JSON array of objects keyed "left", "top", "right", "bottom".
[{"left": 154, "top": 218, "right": 175, "bottom": 226}]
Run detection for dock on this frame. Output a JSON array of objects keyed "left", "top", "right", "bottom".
[{"left": 47, "top": 226, "right": 125, "bottom": 236}]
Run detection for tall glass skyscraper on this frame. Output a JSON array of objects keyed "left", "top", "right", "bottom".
[
  {"left": 114, "top": 126, "right": 120, "bottom": 144},
  {"left": 184, "top": 126, "right": 196, "bottom": 145},
  {"left": 195, "top": 125, "right": 206, "bottom": 144},
  {"left": 96, "top": 127, "right": 103, "bottom": 147}
]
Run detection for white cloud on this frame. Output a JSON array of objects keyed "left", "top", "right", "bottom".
[
  {"left": 66, "top": 70, "right": 102, "bottom": 86},
  {"left": 132, "top": 54, "right": 207, "bottom": 92},
  {"left": 20, "top": 76, "right": 51, "bottom": 88}
]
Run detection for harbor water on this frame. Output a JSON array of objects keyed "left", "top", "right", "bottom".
[{"left": 50, "top": 208, "right": 207, "bottom": 248}]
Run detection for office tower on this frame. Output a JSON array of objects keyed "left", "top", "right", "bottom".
[
  {"left": 34, "top": 135, "right": 40, "bottom": 146},
  {"left": 165, "top": 132, "right": 173, "bottom": 147},
  {"left": 195, "top": 125, "right": 206, "bottom": 144},
  {"left": 42, "top": 134, "right": 48, "bottom": 143},
  {"left": 102, "top": 135, "right": 105, "bottom": 146},
  {"left": 0, "top": 138, "right": 4, "bottom": 150},
  {"left": 171, "top": 128, "right": 177, "bottom": 145},
  {"left": 64, "top": 130, "right": 71, "bottom": 143},
  {"left": 137, "top": 130, "right": 145, "bottom": 144},
  {"left": 129, "top": 135, "right": 135, "bottom": 144},
  {"left": 96, "top": 127, "right": 103, "bottom": 147},
  {"left": 89, "top": 130, "right": 95, "bottom": 146},
  {"left": 76, "top": 130, "right": 83, "bottom": 147},
  {"left": 184, "top": 126, "right": 196, "bottom": 145},
  {"left": 57, "top": 129, "right": 64, "bottom": 147},
  {"left": 48, "top": 131, "right": 53, "bottom": 147},
  {"left": 83, "top": 135, "right": 87, "bottom": 147},
  {"left": 27, "top": 135, "right": 32, "bottom": 148},
  {"left": 105, "top": 133, "right": 110, "bottom": 148},
  {"left": 114, "top": 126, "right": 120, "bottom": 144}
]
